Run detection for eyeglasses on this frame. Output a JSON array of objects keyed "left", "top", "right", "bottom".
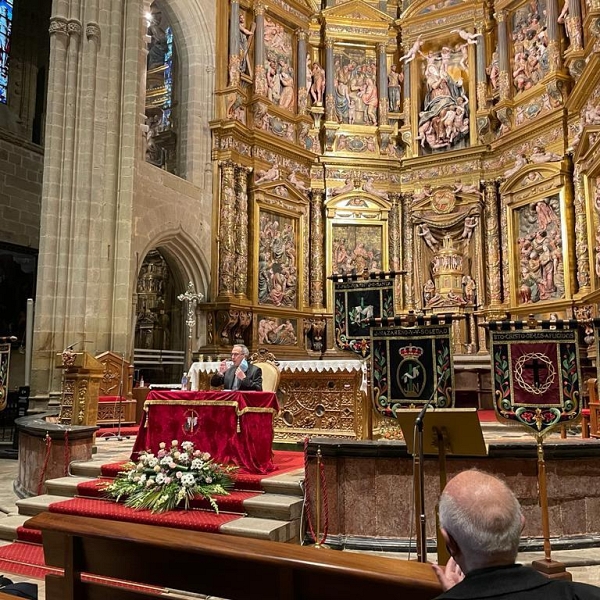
[{"left": 231, "top": 352, "right": 241, "bottom": 356}]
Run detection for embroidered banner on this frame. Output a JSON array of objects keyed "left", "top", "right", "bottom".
[
  {"left": 371, "top": 323, "right": 455, "bottom": 417},
  {"left": 489, "top": 323, "right": 581, "bottom": 435},
  {"left": 333, "top": 275, "right": 395, "bottom": 357}
]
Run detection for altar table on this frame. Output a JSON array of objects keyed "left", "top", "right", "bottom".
[{"left": 131, "top": 390, "right": 279, "bottom": 474}]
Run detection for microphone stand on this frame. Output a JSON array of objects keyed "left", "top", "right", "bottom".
[
  {"left": 102, "top": 352, "right": 130, "bottom": 441},
  {"left": 414, "top": 396, "right": 436, "bottom": 563}
]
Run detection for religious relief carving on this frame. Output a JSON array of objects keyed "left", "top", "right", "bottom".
[
  {"left": 516, "top": 195, "right": 564, "bottom": 304},
  {"left": 486, "top": 50, "right": 500, "bottom": 93},
  {"left": 238, "top": 13, "right": 256, "bottom": 79},
  {"left": 304, "top": 318, "right": 326, "bottom": 353},
  {"left": 255, "top": 163, "right": 280, "bottom": 184}
]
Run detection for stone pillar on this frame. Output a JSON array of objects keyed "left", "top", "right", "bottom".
[
  {"left": 234, "top": 166, "right": 250, "bottom": 297},
  {"left": 33, "top": 0, "right": 144, "bottom": 395},
  {"left": 310, "top": 189, "right": 325, "bottom": 308},
  {"left": 297, "top": 30, "right": 308, "bottom": 114},
  {"left": 325, "top": 38, "right": 335, "bottom": 121},
  {"left": 218, "top": 162, "right": 236, "bottom": 296},
  {"left": 228, "top": 0, "right": 241, "bottom": 86},
  {"left": 573, "top": 165, "right": 591, "bottom": 294},
  {"left": 496, "top": 11, "right": 510, "bottom": 101},
  {"left": 377, "top": 42, "right": 388, "bottom": 124},
  {"left": 484, "top": 181, "right": 502, "bottom": 306},
  {"left": 254, "top": 4, "right": 266, "bottom": 95},
  {"left": 402, "top": 193, "right": 415, "bottom": 310}
]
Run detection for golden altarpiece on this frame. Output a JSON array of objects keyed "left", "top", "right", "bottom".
[{"left": 200, "top": 0, "right": 600, "bottom": 440}]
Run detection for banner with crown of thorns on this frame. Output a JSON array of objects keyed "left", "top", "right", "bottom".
[
  {"left": 489, "top": 320, "right": 581, "bottom": 435},
  {"left": 332, "top": 272, "right": 396, "bottom": 357},
  {"left": 370, "top": 318, "right": 455, "bottom": 417}
]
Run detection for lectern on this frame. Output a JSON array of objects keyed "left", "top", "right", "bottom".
[{"left": 56, "top": 351, "right": 104, "bottom": 425}]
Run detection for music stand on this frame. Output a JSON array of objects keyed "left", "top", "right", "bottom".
[{"left": 396, "top": 408, "right": 488, "bottom": 564}]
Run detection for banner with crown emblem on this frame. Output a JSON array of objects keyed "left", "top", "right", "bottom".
[
  {"left": 333, "top": 275, "right": 396, "bottom": 357},
  {"left": 489, "top": 321, "right": 581, "bottom": 435},
  {"left": 370, "top": 324, "right": 454, "bottom": 416}
]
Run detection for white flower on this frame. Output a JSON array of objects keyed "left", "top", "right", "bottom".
[
  {"left": 171, "top": 440, "right": 179, "bottom": 447},
  {"left": 155, "top": 473, "right": 166, "bottom": 484},
  {"left": 160, "top": 456, "right": 171, "bottom": 466},
  {"left": 178, "top": 452, "right": 190, "bottom": 464},
  {"left": 205, "top": 476, "right": 213, "bottom": 484},
  {"left": 202, "top": 452, "right": 211, "bottom": 461},
  {"left": 181, "top": 473, "right": 196, "bottom": 487},
  {"left": 148, "top": 458, "right": 158, "bottom": 468},
  {"left": 159, "top": 442, "right": 166, "bottom": 449},
  {"left": 181, "top": 441, "right": 194, "bottom": 451},
  {"left": 139, "top": 474, "right": 147, "bottom": 484},
  {"left": 191, "top": 458, "right": 204, "bottom": 470},
  {"left": 173, "top": 451, "right": 180, "bottom": 460}
]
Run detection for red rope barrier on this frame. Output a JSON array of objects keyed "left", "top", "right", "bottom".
[
  {"left": 63, "top": 430, "right": 70, "bottom": 476},
  {"left": 37, "top": 434, "right": 52, "bottom": 496},
  {"left": 302, "top": 437, "right": 329, "bottom": 546}
]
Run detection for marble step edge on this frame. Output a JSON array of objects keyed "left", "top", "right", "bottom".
[
  {"left": 15, "top": 495, "right": 300, "bottom": 544},
  {"left": 44, "top": 477, "right": 303, "bottom": 521},
  {"left": 0, "top": 515, "right": 30, "bottom": 542}
]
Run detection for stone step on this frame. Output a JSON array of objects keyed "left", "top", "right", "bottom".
[
  {"left": 69, "top": 460, "right": 104, "bottom": 478},
  {"left": 220, "top": 516, "right": 300, "bottom": 543},
  {"left": 44, "top": 476, "right": 302, "bottom": 522},
  {"left": 0, "top": 515, "right": 29, "bottom": 541},
  {"left": 45, "top": 476, "right": 95, "bottom": 497},
  {"left": 260, "top": 468, "right": 304, "bottom": 496},
  {"left": 16, "top": 494, "right": 66, "bottom": 517},
  {"left": 244, "top": 493, "right": 303, "bottom": 521}
]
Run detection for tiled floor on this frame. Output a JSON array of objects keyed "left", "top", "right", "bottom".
[{"left": 0, "top": 426, "right": 599, "bottom": 599}]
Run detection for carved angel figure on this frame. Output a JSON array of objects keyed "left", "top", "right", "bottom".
[
  {"left": 363, "top": 177, "right": 388, "bottom": 200},
  {"left": 255, "top": 164, "right": 280, "bottom": 184},
  {"left": 330, "top": 177, "right": 354, "bottom": 197},
  {"left": 399, "top": 35, "right": 423, "bottom": 64},
  {"left": 451, "top": 29, "right": 483, "bottom": 44},
  {"left": 289, "top": 171, "right": 309, "bottom": 192},
  {"left": 529, "top": 146, "right": 562, "bottom": 163},
  {"left": 504, "top": 153, "right": 528, "bottom": 178},
  {"left": 417, "top": 224, "right": 439, "bottom": 250}
]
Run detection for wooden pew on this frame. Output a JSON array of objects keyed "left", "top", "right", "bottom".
[{"left": 26, "top": 512, "right": 441, "bottom": 600}]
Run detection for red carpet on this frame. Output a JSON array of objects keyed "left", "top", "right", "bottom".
[
  {"left": 478, "top": 409, "right": 500, "bottom": 423},
  {"left": 76, "top": 478, "right": 261, "bottom": 512},
  {"left": 96, "top": 426, "right": 140, "bottom": 438},
  {"left": 16, "top": 526, "right": 42, "bottom": 545},
  {"left": 48, "top": 497, "right": 241, "bottom": 533}
]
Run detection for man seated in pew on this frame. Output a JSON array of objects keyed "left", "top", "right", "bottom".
[
  {"left": 210, "top": 344, "right": 263, "bottom": 391},
  {"left": 432, "top": 469, "right": 600, "bottom": 599}
]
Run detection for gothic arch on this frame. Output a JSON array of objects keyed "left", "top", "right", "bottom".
[{"left": 150, "top": 0, "right": 216, "bottom": 186}]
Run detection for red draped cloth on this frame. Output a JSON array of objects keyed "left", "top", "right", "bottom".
[{"left": 131, "top": 391, "right": 279, "bottom": 474}]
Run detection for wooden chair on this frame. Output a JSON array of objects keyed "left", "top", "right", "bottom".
[
  {"left": 250, "top": 348, "right": 281, "bottom": 394},
  {"left": 95, "top": 351, "right": 136, "bottom": 425}
]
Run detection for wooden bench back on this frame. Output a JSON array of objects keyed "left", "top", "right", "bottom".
[{"left": 26, "top": 512, "right": 441, "bottom": 600}]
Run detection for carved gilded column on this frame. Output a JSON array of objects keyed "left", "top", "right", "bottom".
[
  {"left": 484, "top": 181, "right": 502, "bottom": 306},
  {"left": 546, "top": 0, "right": 562, "bottom": 71},
  {"left": 218, "top": 162, "right": 236, "bottom": 296},
  {"left": 325, "top": 38, "right": 335, "bottom": 121},
  {"left": 254, "top": 4, "right": 266, "bottom": 95},
  {"left": 573, "top": 165, "right": 591, "bottom": 294},
  {"left": 499, "top": 188, "right": 510, "bottom": 304},
  {"left": 565, "top": 0, "right": 583, "bottom": 51},
  {"left": 389, "top": 193, "right": 403, "bottom": 311},
  {"left": 310, "top": 190, "right": 325, "bottom": 308},
  {"left": 496, "top": 11, "right": 510, "bottom": 101},
  {"left": 377, "top": 42, "right": 388, "bottom": 125},
  {"left": 234, "top": 166, "right": 250, "bottom": 297},
  {"left": 402, "top": 61, "right": 411, "bottom": 125},
  {"left": 402, "top": 193, "right": 415, "bottom": 310},
  {"left": 297, "top": 30, "right": 308, "bottom": 114},
  {"left": 475, "top": 24, "right": 487, "bottom": 111},
  {"left": 228, "top": 1, "right": 241, "bottom": 86}
]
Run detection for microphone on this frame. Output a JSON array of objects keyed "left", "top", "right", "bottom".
[
  {"left": 65, "top": 340, "right": 94, "bottom": 351},
  {"left": 415, "top": 396, "right": 437, "bottom": 430}
]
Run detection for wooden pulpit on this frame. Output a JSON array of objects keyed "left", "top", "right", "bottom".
[{"left": 55, "top": 351, "right": 104, "bottom": 426}]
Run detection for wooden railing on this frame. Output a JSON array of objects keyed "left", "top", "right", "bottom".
[{"left": 26, "top": 512, "right": 441, "bottom": 600}]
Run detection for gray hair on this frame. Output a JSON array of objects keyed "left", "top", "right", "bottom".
[
  {"left": 234, "top": 344, "right": 250, "bottom": 357},
  {"left": 438, "top": 471, "right": 523, "bottom": 569}
]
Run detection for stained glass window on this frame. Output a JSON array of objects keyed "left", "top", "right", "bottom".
[{"left": 0, "top": 0, "right": 13, "bottom": 104}]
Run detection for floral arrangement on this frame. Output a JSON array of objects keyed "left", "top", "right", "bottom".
[{"left": 103, "top": 440, "right": 236, "bottom": 514}]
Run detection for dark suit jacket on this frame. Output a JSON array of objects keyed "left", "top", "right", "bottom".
[
  {"left": 210, "top": 363, "right": 263, "bottom": 391},
  {"left": 436, "top": 564, "right": 600, "bottom": 600}
]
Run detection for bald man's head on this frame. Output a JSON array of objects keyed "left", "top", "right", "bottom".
[{"left": 439, "top": 470, "right": 524, "bottom": 573}]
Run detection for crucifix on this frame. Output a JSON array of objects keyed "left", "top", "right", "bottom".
[
  {"left": 177, "top": 281, "right": 203, "bottom": 371},
  {"left": 524, "top": 357, "right": 547, "bottom": 390}
]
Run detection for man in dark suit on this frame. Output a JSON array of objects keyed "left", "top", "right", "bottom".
[
  {"left": 433, "top": 469, "right": 600, "bottom": 599},
  {"left": 210, "top": 344, "right": 262, "bottom": 391}
]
